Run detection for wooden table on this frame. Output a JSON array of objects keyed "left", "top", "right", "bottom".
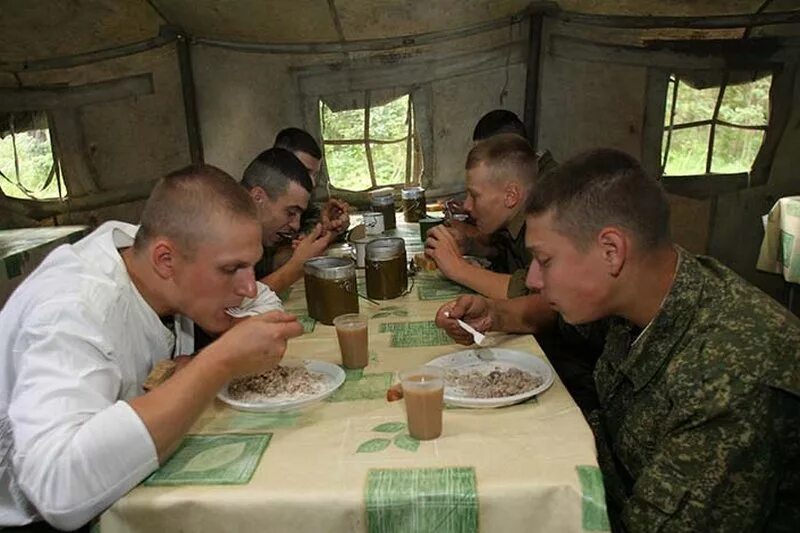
[{"left": 102, "top": 222, "right": 608, "bottom": 533}]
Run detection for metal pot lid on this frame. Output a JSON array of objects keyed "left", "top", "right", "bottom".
[
  {"left": 304, "top": 256, "right": 356, "bottom": 279},
  {"left": 366, "top": 237, "right": 406, "bottom": 261},
  {"left": 401, "top": 186, "right": 425, "bottom": 199}
]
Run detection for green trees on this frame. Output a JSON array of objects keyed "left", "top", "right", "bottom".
[
  {"left": 662, "top": 75, "right": 770, "bottom": 176},
  {"left": 0, "top": 127, "right": 61, "bottom": 199},
  {"left": 321, "top": 94, "right": 414, "bottom": 191}
]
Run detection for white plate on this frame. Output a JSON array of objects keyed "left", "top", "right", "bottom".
[
  {"left": 426, "top": 348, "right": 554, "bottom": 408},
  {"left": 217, "top": 360, "right": 345, "bottom": 413}
]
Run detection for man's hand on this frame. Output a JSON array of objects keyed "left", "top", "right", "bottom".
[
  {"left": 292, "top": 223, "right": 335, "bottom": 262},
  {"left": 443, "top": 219, "right": 480, "bottom": 254},
  {"left": 435, "top": 295, "right": 494, "bottom": 345},
  {"left": 425, "top": 225, "right": 468, "bottom": 279},
  {"left": 212, "top": 311, "right": 304, "bottom": 378},
  {"left": 321, "top": 199, "right": 350, "bottom": 234}
]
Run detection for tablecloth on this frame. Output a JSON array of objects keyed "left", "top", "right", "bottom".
[
  {"left": 101, "top": 223, "right": 608, "bottom": 533},
  {"left": 757, "top": 196, "right": 800, "bottom": 283}
]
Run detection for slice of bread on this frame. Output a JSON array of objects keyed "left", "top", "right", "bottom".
[{"left": 413, "top": 252, "right": 438, "bottom": 271}]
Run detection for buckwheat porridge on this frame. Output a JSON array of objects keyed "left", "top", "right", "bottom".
[
  {"left": 447, "top": 367, "right": 542, "bottom": 398},
  {"left": 228, "top": 366, "right": 327, "bottom": 402}
]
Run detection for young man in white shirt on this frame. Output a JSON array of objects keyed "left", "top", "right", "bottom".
[{"left": 0, "top": 165, "right": 303, "bottom": 532}]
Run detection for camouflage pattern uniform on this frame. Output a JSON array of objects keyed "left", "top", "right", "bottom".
[{"left": 583, "top": 247, "right": 800, "bottom": 532}]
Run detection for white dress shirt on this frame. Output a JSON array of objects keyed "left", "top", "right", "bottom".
[{"left": 0, "top": 221, "right": 281, "bottom": 529}]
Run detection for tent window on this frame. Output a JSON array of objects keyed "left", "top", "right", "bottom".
[
  {"left": 0, "top": 112, "right": 64, "bottom": 200},
  {"left": 661, "top": 73, "right": 771, "bottom": 177},
  {"left": 320, "top": 93, "right": 421, "bottom": 192}
]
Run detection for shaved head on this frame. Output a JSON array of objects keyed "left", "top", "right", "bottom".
[
  {"left": 134, "top": 164, "right": 258, "bottom": 257},
  {"left": 465, "top": 133, "right": 538, "bottom": 189}
]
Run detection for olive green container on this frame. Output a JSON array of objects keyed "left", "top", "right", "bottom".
[{"left": 418, "top": 217, "right": 445, "bottom": 240}]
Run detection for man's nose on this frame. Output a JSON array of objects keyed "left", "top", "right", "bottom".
[
  {"left": 463, "top": 197, "right": 474, "bottom": 214},
  {"left": 289, "top": 217, "right": 301, "bottom": 233},
  {"left": 235, "top": 268, "right": 258, "bottom": 299},
  {"left": 525, "top": 260, "right": 544, "bottom": 292}
]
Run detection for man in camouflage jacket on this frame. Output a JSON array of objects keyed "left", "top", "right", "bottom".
[
  {"left": 436, "top": 148, "right": 799, "bottom": 531},
  {"left": 524, "top": 148, "right": 800, "bottom": 531},
  {"left": 582, "top": 248, "right": 799, "bottom": 531}
]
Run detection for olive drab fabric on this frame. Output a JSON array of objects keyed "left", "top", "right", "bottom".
[
  {"left": 584, "top": 247, "right": 800, "bottom": 532},
  {"left": 493, "top": 149, "right": 558, "bottom": 299}
]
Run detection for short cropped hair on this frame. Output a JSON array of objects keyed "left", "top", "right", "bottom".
[
  {"left": 135, "top": 164, "right": 257, "bottom": 256},
  {"left": 465, "top": 133, "right": 538, "bottom": 189},
  {"left": 472, "top": 110, "right": 528, "bottom": 142},
  {"left": 241, "top": 148, "right": 313, "bottom": 198},
  {"left": 273, "top": 128, "right": 322, "bottom": 159},
  {"left": 526, "top": 148, "right": 671, "bottom": 251}
]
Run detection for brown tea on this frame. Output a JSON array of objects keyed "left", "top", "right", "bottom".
[
  {"left": 365, "top": 238, "right": 408, "bottom": 300},
  {"left": 365, "top": 254, "right": 407, "bottom": 299},
  {"left": 402, "top": 373, "right": 444, "bottom": 440},
  {"left": 370, "top": 190, "right": 397, "bottom": 230},
  {"left": 402, "top": 187, "right": 426, "bottom": 223},
  {"left": 375, "top": 202, "right": 396, "bottom": 230},
  {"left": 333, "top": 314, "right": 369, "bottom": 369},
  {"left": 303, "top": 257, "right": 359, "bottom": 325}
]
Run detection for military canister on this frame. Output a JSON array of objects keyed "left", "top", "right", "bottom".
[
  {"left": 419, "top": 216, "right": 445, "bottom": 240},
  {"left": 401, "top": 186, "right": 426, "bottom": 223},
  {"left": 365, "top": 238, "right": 408, "bottom": 300},
  {"left": 304, "top": 257, "right": 359, "bottom": 325},
  {"left": 369, "top": 188, "right": 396, "bottom": 230}
]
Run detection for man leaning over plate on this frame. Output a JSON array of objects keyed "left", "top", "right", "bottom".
[
  {"left": 0, "top": 165, "right": 303, "bottom": 532},
  {"left": 436, "top": 148, "right": 800, "bottom": 532}
]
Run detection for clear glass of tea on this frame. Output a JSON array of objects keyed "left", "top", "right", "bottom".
[
  {"left": 333, "top": 313, "right": 369, "bottom": 369},
  {"left": 399, "top": 366, "right": 444, "bottom": 440}
]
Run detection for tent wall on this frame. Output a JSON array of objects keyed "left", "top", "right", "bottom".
[
  {"left": 194, "top": 22, "right": 528, "bottom": 200},
  {"left": 709, "top": 61, "right": 800, "bottom": 300},
  {"left": 1, "top": 2, "right": 799, "bottom": 308},
  {"left": 0, "top": 45, "right": 190, "bottom": 225},
  {"left": 533, "top": 17, "right": 800, "bottom": 303}
]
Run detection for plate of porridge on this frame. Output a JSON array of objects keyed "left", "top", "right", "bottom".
[
  {"left": 426, "top": 348, "right": 554, "bottom": 408},
  {"left": 217, "top": 360, "right": 345, "bottom": 412}
]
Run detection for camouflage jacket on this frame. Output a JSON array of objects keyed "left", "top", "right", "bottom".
[{"left": 586, "top": 247, "right": 800, "bottom": 532}]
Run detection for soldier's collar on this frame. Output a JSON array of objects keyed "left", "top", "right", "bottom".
[
  {"left": 619, "top": 247, "right": 701, "bottom": 391},
  {"left": 504, "top": 208, "right": 527, "bottom": 240}
]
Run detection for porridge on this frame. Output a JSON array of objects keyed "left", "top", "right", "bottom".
[
  {"left": 228, "top": 366, "right": 327, "bottom": 402},
  {"left": 447, "top": 367, "right": 542, "bottom": 398}
]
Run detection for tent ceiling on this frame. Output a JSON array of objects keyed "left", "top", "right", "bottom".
[
  {"left": 0, "top": 0, "right": 161, "bottom": 64},
  {"left": 0, "top": 0, "right": 796, "bottom": 65}
]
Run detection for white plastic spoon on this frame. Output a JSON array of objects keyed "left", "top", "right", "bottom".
[{"left": 444, "top": 311, "right": 486, "bottom": 346}]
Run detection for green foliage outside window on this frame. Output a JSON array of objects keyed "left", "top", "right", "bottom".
[
  {"left": 0, "top": 113, "right": 63, "bottom": 200},
  {"left": 321, "top": 94, "right": 418, "bottom": 191},
  {"left": 661, "top": 75, "right": 770, "bottom": 176}
]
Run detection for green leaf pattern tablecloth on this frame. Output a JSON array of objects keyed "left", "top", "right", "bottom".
[{"left": 102, "top": 222, "right": 607, "bottom": 533}]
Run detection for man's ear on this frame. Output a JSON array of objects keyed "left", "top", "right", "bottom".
[
  {"left": 503, "top": 181, "right": 522, "bottom": 209},
  {"left": 249, "top": 186, "right": 268, "bottom": 204},
  {"left": 151, "top": 239, "right": 177, "bottom": 280},
  {"left": 597, "top": 227, "right": 627, "bottom": 277}
]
